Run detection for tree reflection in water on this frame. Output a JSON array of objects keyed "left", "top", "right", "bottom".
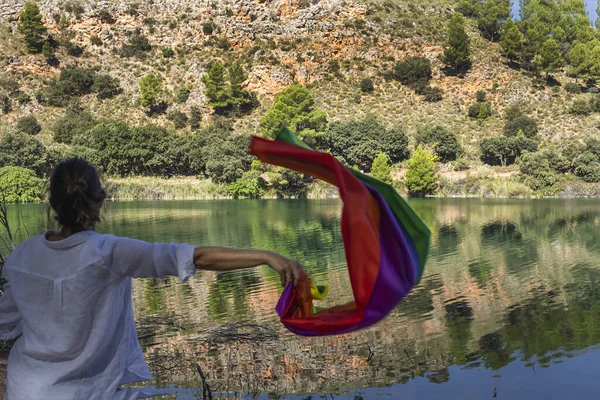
[{"left": 6, "top": 199, "right": 600, "bottom": 397}]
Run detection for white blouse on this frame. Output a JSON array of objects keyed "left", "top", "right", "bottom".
[{"left": 0, "top": 230, "right": 196, "bottom": 400}]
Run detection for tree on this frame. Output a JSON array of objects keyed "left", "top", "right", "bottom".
[
  {"left": 52, "top": 108, "right": 96, "bottom": 144},
  {"left": 477, "top": 0, "right": 510, "bottom": 42},
  {"left": 393, "top": 57, "right": 432, "bottom": 85},
  {"left": 174, "top": 87, "right": 190, "bottom": 104},
  {"left": 0, "top": 131, "right": 46, "bottom": 176},
  {"left": 202, "top": 61, "right": 230, "bottom": 113},
  {"left": 0, "top": 166, "right": 42, "bottom": 203},
  {"left": 517, "top": 150, "right": 557, "bottom": 190},
  {"left": 16, "top": 115, "right": 42, "bottom": 135},
  {"left": 416, "top": 126, "right": 462, "bottom": 162},
  {"left": 479, "top": 136, "right": 538, "bottom": 166},
  {"left": 371, "top": 153, "right": 392, "bottom": 183},
  {"left": 500, "top": 19, "right": 525, "bottom": 63},
  {"left": 260, "top": 84, "right": 327, "bottom": 147},
  {"left": 92, "top": 74, "right": 121, "bottom": 99},
  {"left": 504, "top": 116, "right": 538, "bottom": 138},
  {"left": 456, "top": 0, "right": 481, "bottom": 17},
  {"left": 42, "top": 41, "right": 55, "bottom": 61},
  {"left": 404, "top": 145, "right": 438, "bottom": 197},
  {"left": 323, "top": 116, "right": 409, "bottom": 171},
  {"left": 228, "top": 170, "right": 267, "bottom": 199},
  {"left": 538, "top": 38, "right": 563, "bottom": 83},
  {"left": 227, "top": 62, "right": 255, "bottom": 114},
  {"left": 442, "top": 13, "right": 471, "bottom": 74},
  {"left": 18, "top": 2, "right": 47, "bottom": 53},
  {"left": 567, "top": 42, "right": 589, "bottom": 81},
  {"left": 139, "top": 73, "right": 163, "bottom": 111}
]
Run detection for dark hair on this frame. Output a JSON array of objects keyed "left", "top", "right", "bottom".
[{"left": 49, "top": 157, "right": 106, "bottom": 228}]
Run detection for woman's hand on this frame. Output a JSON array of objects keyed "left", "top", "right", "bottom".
[{"left": 263, "top": 252, "right": 303, "bottom": 288}]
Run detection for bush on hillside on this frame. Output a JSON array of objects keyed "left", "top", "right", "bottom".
[
  {"left": 503, "top": 115, "right": 538, "bottom": 138},
  {"left": 16, "top": 115, "right": 42, "bottom": 135},
  {"left": 392, "top": 56, "right": 432, "bottom": 85}
]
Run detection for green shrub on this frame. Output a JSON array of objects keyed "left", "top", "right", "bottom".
[
  {"left": 589, "top": 94, "right": 600, "bottom": 112},
  {"left": 120, "top": 31, "right": 151, "bottom": 57},
  {"left": 504, "top": 103, "right": 524, "bottom": 121},
  {"left": 16, "top": 115, "right": 41, "bottom": 135},
  {"left": 468, "top": 102, "right": 492, "bottom": 119},
  {"left": 189, "top": 106, "right": 201, "bottom": 130},
  {"left": 590, "top": 87, "right": 599, "bottom": 94},
  {"left": 92, "top": 74, "right": 121, "bottom": 99},
  {"left": 167, "top": 110, "right": 188, "bottom": 129},
  {"left": 90, "top": 35, "right": 102, "bottom": 46},
  {"left": 269, "top": 168, "right": 313, "bottom": 198},
  {"left": 227, "top": 170, "right": 266, "bottom": 199},
  {"left": 202, "top": 22, "right": 216, "bottom": 35},
  {"left": 574, "top": 152, "right": 600, "bottom": 182},
  {"left": 503, "top": 115, "right": 538, "bottom": 138},
  {"left": 0, "top": 131, "right": 46, "bottom": 176},
  {"left": 16, "top": 92, "right": 31, "bottom": 105},
  {"left": 98, "top": 9, "right": 114, "bottom": 23},
  {"left": 360, "top": 77, "right": 374, "bottom": 93},
  {"left": 44, "top": 67, "right": 96, "bottom": 106},
  {"left": 65, "top": 42, "right": 84, "bottom": 57},
  {"left": 393, "top": 56, "right": 432, "bottom": 85},
  {"left": 162, "top": 47, "right": 174, "bottom": 58},
  {"left": 328, "top": 59, "right": 340, "bottom": 73},
  {"left": 174, "top": 87, "right": 190, "bottom": 104},
  {"left": 475, "top": 90, "right": 486, "bottom": 102},
  {"left": 0, "top": 166, "right": 42, "bottom": 203},
  {"left": 518, "top": 151, "right": 558, "bottom": 190},
  {"left": 53, "top": 108, "right": 95, "bottom": 144},
  {"left": 564, "top": 82, "right": 581, "bottom": 94},
  {"left": 423, "top": 87, "right": 443, "bottom": 102},
  {"left": 404, "top": 145, "right": 438, "bottom": 196},
  {"left": 416, "top": 125, "right": 461, "bottom": 162},
  {"left": 371, "top": 153, "right": 392, "bottom": 183},
  {"left": 570, "top": 98, "right": 592, "bottom": 115}
]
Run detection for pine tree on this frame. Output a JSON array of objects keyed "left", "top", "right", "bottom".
[
  {"left": 597, "top": 2, "right": 600, "bottom": 30},
  {"left": 202, "top": 61, "right": 230, "bottom": 114},
  {"left": 227, "top": 62, "right": 253, "bottom": 113},
  {"left": 588, "top": 45, "right": 600, "bottom": 82},
  {"left": 17, "top": 2, "right": 47, "bottom": 53},
  {"left": 404, "top": 145, "right": 438, "bottom": 197},
  {"left": 538, "top": 38, "right": 564, "bottom": 83},
  {"left": 477, "top": 0, "right": 511, "bottom": 42},
  {"left": 567, "top": 42, "right": 589, "bottom": 81},
  {"left": 139, "top": 73, "right": 163, "bottom": 110},
  {"left": 442, "top": 13, "right": 471, "bottom": 74},
  {"left": 500, "top": 18, "right": 525, "bottom": 63},
  {"left": 371, "top": 153, "right": 392, "bottom": 184}
]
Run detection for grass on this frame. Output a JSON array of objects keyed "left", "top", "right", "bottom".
[{"left": 105, "top": 176, "right": 228, "bottom": 200}]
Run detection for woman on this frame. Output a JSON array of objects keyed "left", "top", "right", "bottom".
[{"left": 0, "top": 157, "right": 302, "bottom": 399}]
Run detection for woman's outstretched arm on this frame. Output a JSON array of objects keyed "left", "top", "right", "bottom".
[{"left": 194, "top": 247, "right": 302, "bottom": 287}]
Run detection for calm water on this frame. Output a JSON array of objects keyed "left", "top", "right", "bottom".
[{"left": 4, "top": 199, "right": 600, "bottom": 399}]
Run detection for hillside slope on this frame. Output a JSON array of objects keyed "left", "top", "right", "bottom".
[{"left": 1, "top": 0, "right": 600, "bottom": 198}]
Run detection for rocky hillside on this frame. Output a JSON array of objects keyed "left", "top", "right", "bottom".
[{"left": 0, "top": 0, "right": 598, "bottom": 168}]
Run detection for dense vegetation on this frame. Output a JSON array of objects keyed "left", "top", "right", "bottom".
[{"left": 2, "top": 0, "right": 600, "bottom": 201}]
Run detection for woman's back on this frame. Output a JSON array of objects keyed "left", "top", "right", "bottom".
[{"left": 0, "top": 230, "right": 164, "bottom": 399}]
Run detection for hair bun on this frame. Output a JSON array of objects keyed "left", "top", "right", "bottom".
[{"left": 67, "top": 179, "right": 88, "bottom": 196}]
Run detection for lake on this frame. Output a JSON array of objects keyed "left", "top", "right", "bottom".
[{"left": 3, "top": 199, "right": 600, "bottom": 399}]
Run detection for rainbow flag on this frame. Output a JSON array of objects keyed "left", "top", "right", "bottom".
[{"left": 250, "top": 128, "right": 430, "bottom": 336}]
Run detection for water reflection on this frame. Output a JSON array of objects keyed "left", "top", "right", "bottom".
[{"left": 5, "top": 199, "right": 600, "bottom": 398}]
